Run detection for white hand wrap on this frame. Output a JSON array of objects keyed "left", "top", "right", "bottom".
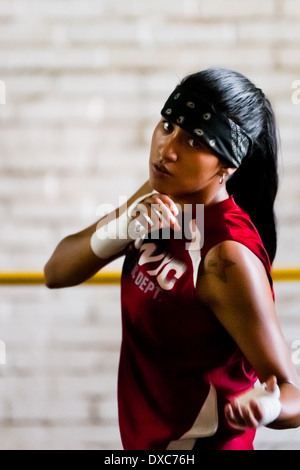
[
  {"left": 90, "top": 192, "right": 154, "bottom": 259},
  {"left": 236, "top": 382, "right": 281, "bottom": 427}
]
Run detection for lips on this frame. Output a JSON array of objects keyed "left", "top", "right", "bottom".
[{"left": 153, "top": 163, "right": 171, "bottom": 176}]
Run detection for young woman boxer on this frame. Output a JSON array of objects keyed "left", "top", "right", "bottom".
[{"left": 45, "top": 68, "right": 300, "bottom": 450}]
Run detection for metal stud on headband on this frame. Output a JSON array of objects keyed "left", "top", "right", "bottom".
[{"left": 161, "top": 85, "right": 252, "bottom": 168}]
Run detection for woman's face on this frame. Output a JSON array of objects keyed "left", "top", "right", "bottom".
[{"left": 149, "top": 119, "right": 226, "bottom": 204}]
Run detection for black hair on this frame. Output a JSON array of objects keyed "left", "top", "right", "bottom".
[{"left": 181, "top": 67, "right": 279, "bottom": 263}]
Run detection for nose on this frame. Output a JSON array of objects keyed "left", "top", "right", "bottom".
[{"left": 161, "top": 134, "right": 178, "bottom": 162}]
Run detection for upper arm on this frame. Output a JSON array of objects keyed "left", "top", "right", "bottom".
[
  {"left": 197, "top": 240, "right": 300, "bottom": 386},
  {"left": 44, "top": 180, "right": 153, "bottom": 288}
]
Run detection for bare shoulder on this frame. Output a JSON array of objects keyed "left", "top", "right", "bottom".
[{"left": 197, "top": 240, "right": 272, "bottom": 307}]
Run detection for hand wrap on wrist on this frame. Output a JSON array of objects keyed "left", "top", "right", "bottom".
[
  {"left": 236, "top": 382, "right": 281, "bottom": 427},
  {"left": 90, "top": 192, "right": 154, "bottom": 259}
]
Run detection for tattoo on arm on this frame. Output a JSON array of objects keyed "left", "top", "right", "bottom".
[{"left": 200, "top": 246, "right": 236, "bottom": 283}]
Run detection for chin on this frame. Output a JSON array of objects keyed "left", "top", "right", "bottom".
[{"left": 149, "top": 175, "right": 168, "bottom": 194}]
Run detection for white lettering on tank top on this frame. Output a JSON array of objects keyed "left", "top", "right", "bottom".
[{"left": 136, "top": 242, "right": 187, "bottom": 292}]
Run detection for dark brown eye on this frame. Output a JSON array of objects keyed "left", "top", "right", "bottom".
[
  {"left": 163, "top": 121, "right": 174, "bottom": 132},
  {"left": 188, "top": 138, "right": 202, "bottom": 149}
]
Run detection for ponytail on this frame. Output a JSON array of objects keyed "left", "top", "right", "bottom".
[
  {"left": 226, "top": 97, "right": 278, "bottom": 262},
  {"left": 181, "top": 68, "right": 279, "bottom": 263}
]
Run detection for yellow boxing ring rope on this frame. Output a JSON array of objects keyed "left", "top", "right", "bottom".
[{"left": 0, "top": 269, "right": 300, "bottom": 285}]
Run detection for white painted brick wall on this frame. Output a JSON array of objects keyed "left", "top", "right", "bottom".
[
  {"left": 1, "top": 0, "right": 300, "bottom": 450},
  {"left": 283, "top": 0, "right": 300, "bottom": 16}
]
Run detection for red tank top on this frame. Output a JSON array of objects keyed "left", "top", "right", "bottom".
[{"left": 119, "top": 196, "right": 272, "bottom": 450}]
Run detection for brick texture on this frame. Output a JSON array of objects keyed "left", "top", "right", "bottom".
[{"left": 0, "top": 0, "right": 300, "bottom": 450}]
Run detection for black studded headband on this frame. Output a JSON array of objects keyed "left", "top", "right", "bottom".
[{"left": 161, "top": 85, "right": 252, "bottom": 168}]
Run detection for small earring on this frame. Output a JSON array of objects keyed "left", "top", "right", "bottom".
[{"left": 219, "top": 174, "right": 226, "bottom": 185}]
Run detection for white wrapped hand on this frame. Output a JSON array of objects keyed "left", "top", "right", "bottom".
[
  {"left": 90, "top": 192, "right": 154, "bottom": 259},
  {"left": 225, "top": 378, "right": 281, "bottom": 430}
]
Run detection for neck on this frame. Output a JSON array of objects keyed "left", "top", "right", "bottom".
[{"left": 170, "top": 186, "right": 229, "bottom": 210}]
